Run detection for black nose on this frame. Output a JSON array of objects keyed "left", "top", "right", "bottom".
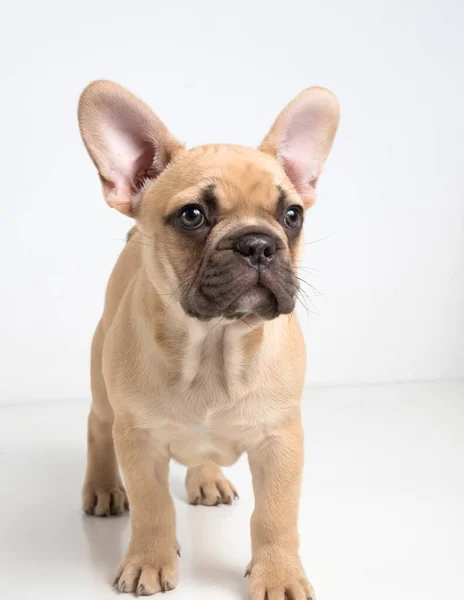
[{"left": 234, "top": 233, "right": 276, "bottom": 268}]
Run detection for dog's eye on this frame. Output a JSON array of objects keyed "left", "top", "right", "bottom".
[
  {"left": 284, "top": 206, "right": 302, "bottom": 230},
  {"left": 179, "top": 205, "right": 205, "bottom": 229}
]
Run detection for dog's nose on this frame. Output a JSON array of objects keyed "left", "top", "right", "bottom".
[{"left": 234, "top": 233, "right": 276, "bottom": 268}]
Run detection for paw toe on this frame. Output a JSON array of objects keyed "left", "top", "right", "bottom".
[
  {"left": 187, "top": 478, "right": 238, "bottom": 506},
  {"left": 82, "top": 485, "right": 128, "bottom": 517},
  {"left": 115, "top": 556, "right": 178, "bottom": 595}
]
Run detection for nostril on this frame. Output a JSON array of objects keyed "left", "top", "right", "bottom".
[
  {"left": 235, "top": 239, "right": 255, "bottom": 257},
  {"left": 263, "top": 245, "right": 273, "bottom": 258},
  {"left": 239, "top": 243, "right": 253, "bottom": 257}
]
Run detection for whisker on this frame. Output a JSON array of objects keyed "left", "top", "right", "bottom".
[
  {"left": 145, "top": 292, "right": 180, "bottom": 297},
  {"left": 134, "top": 227, "right": 156, "bottom": 241},
  {"left": 296, "top": 290, "right": 318, "bottom": 320},
  {"left": 297, "top": 266, "right": 321, "bottom": 274},
  {"left": 111, "top": 237, "right": 155, "bottom": 249},
  {"left": 295, "top": 261, "right": 320, "bottom": 268},
  {"left": 157, "top": 280, "right": 193, "bottom": 322},
  {"left": 205, "top": 316, "right": 226, "bottom": 340},
  {"left": 296, "top": 290, "right": 310, "bottom": 314},
  {"left": 305, "top": 232, "right": 336, "bottom": 246},
  {"left": 298, "top": 284, "right": 318, "bottom": 310},
  {"left": 145, "top": 278, "right": 190, "bottom": 300},
  {"left": 242, "top": 318, "right": 260, "bottom": 334},
  {"left": 305, "top": 281, "right": 327, "bottom": 300},
  {"left": 161, "top": 295, "right": 178, "bottom": 321},
  {"left": 294, "top": 275, "right": 327, "bottom": 300}
]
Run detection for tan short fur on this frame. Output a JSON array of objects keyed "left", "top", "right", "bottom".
[{"left": 78, "top": 81, "right": 339, "bottom": 598}]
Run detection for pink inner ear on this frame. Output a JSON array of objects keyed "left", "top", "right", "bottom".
[
  {"left": 279, "top": 105, "right": 323, "bottom": 193},
  {"left": 101, "top": 116, "right": 155, "bottom": 196},
  {"left": 280, "top": 155, "right": 316, "bottom": 208}
]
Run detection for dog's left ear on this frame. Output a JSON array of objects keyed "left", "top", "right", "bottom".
[{"left": 260, "top": 87, "right": 339, "bottom": 208}]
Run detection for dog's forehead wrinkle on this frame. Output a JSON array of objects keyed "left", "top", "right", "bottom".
[{"left": 153, "top": 144, "right": 292, "bottom": 223}]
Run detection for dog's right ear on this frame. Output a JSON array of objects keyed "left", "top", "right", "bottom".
[{"left": 78, "top": 81, "right": 184, "bottom": 216}]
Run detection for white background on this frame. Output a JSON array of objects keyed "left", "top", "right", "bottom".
[{"left": 0, "top": 0, "right": 462, "bottom": 404}]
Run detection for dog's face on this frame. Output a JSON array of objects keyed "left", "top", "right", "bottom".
[
  {"left": 78, "top": 81, "right": 339, "bottom": 321},
  {"left": 139, "top": 146, "right": 303, "bottom": 320}
]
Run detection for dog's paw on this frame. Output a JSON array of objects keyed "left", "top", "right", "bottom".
[
  {"left": 82, "top": 483, "right": 129, "bottom": 517},
  {"left": 245, "top": 553, "right": 315, "bottom": 600},
  {"left": 114, "top": 550, "right": 178, "bottom": 595},
  {"left": 186, "top": 463, "right": 238, "bottom": 506}
]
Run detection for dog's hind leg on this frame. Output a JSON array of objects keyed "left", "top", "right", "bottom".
[
  {"left": 82, "top": 320, "right": 128, "bottom": 516},
  {"left": 185, "top": 461, "right": 238, "bottom": 506}
]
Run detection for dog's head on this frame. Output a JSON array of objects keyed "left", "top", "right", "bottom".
[{"left": 78, "top": 81, "right": 339, "bottom": 321}]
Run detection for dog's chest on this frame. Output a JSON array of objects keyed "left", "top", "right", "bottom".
[
  {"left": 162, "top": 412, "right": 249, "bottom": 466},
  {"left": 156, "top": 379, "right": 287, "bottom": 468},
  {"left": 168, "top": 344, "right": 244, "bottom": 465},
  {"left": 149, "top": 322, "right": 278, "bottom": 466}
]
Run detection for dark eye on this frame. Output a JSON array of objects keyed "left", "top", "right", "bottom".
[
  {"left": 284, "top": 206, "right": 302, "bottom": 230},
  {"left": 179, "top": 205, "right": 205, "bottom": 229}
]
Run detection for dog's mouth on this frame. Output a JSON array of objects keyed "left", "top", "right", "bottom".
[{"left": 180, "top": 256, "right": 298, "bottom": 322}]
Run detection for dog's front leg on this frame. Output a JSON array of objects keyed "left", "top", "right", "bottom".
[
  {"left": 113, "top": 421, "right": 178, "bottom": 596},
  {"left": 247, "top": 416, "right": 314, "bottom": 600}
]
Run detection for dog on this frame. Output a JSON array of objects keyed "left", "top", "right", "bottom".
[{"left": 78, "top": 80, "right": 339, "bottom": 598}]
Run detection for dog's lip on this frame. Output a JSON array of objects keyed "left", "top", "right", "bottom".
[
  {"left": 191, "top": 276, "right": 276, "bottom": 320},
  {"left": 220, "top": 279, "right": 280, "bottom": 318},
  {"left": 187, "top": 258, "right": 297, "bottom": 321},
  {"left": 231, "top": 281, "right": 272, "bottom": 303},
  {"left": 225, "top": 273, "right": 274, "bottom": 303}
]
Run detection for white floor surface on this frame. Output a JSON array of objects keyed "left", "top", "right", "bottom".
[{"left": 0, "top": 381, "right": 463, "bottom": 600}]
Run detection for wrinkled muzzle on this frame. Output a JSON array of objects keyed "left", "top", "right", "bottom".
[{"left": 180, "top": 227, "right": 298, "bottom": 321}]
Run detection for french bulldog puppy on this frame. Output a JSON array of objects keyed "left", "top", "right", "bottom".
[{"left": 78, "top": 80, "right": 339, "bottom": 598}]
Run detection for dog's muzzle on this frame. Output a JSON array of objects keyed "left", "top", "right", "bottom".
[{"left": 181, "top": 228, "right": 298, "bottom": 321}]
